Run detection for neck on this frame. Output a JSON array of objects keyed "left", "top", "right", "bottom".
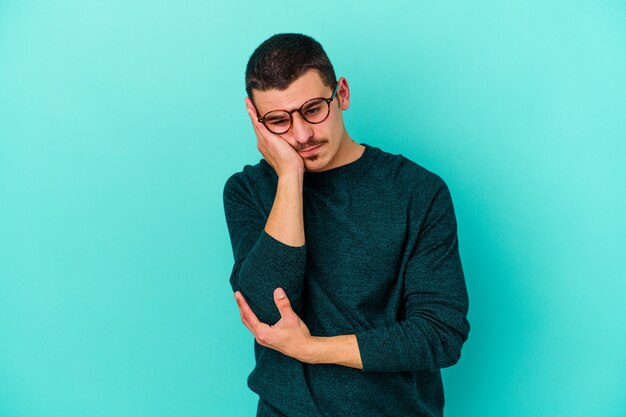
[{"left": 323, "top": 132, "right": 365, "bottom": 171}]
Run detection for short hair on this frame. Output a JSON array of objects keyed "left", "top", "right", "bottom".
[{"left": 245, "top": 33, "right": 336, "bottom": 99}]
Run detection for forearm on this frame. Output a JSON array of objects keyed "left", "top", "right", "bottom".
[
  {"left": 227, "top": 170, "right": 307, "bottom": 325},
  {"left": 228, "top": 100, "right": 309, "bottom": 323},
  {"left": 355, "top": 304, "right": 470, "bottom": 373},
  {"left": 265, "top": 171, "right": 305, "bottom": 247},
  {"left": 348, "top": 179, "right": 469, "bottom": 373},
  {"left": 307, "top": 335, "right": 363, "bottom": 370}
]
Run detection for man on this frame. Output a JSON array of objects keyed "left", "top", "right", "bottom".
[{"left": 223, "top": 33, "right": 470, "bottom": 417}]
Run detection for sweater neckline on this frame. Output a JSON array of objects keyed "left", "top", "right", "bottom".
[{"left": 303, "top": 142, "right": 375, "bottom": 186}]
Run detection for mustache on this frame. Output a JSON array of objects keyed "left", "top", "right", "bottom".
[{"left": 295, "top": 139, "right": 327, "bottom": 151}]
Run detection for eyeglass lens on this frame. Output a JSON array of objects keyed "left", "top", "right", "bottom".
[{"left": 263, "top": 98, "right": 330, "bottom": 134}]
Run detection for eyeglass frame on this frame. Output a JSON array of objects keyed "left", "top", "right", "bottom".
[{"left": 256, "top": 81, "right": 339, "bottom": 134}]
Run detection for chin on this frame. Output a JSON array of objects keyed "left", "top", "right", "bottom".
[{"left": 304, "top": 157, "right": 327, "bottom": 172}]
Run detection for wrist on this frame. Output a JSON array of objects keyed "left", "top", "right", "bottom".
[
  {"left": 304, "top": 335, "right": 363, "bottom": 369},
  {"left": 303, "top": 336, "right": 324, "bottom": 365},
  {"left": 278, "top": 168, "right": 304, "bottom": 181}
]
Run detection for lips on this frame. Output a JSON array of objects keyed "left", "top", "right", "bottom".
[{"left": 298, "top": 144, "right": 323, "bottom": 156}]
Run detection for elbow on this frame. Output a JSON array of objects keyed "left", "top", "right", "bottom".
[
  {"left": 415, "top": 312, "right": 469, "bottom": 371},
  {"left": 439, "top": 337, "right": 463, "bottom": 368},
  {"left": 436, "top": 319, "right": 470, "bottom": 369},
  {"left": 233, "top": 285, "right": 282, "bottom": 325},
  {"left": 229, "top": 261, "right": 243, "bottom": 293},
  {"left": 229, "top": 263, "right": 281, "bottom": 325},
  {"left": 422, "top": 332, "right": 464, "bottom": 371}
]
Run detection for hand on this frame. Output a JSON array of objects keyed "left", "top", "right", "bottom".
[
  {"left": 234, "top": 288, "right": 314, "bottom": 363},
  {"left": 244, "top": 97, "right": 304, "bottom": 177}
]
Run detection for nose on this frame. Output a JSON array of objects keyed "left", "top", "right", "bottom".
[{"left": 290, "top": 112, "right": 314, "bottom": 144}]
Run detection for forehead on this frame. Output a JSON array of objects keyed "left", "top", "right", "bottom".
[{"left": 252, "top": 70, "right": 331, "bottom": 114}]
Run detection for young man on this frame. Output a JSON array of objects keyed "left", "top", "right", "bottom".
[{"left": 223, "top": 33, "right": 470, "bottom": 417}]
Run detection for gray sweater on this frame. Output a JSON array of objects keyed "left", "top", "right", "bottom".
[{"left": 223, "top": 143, "right": 470, "bottom": 417}]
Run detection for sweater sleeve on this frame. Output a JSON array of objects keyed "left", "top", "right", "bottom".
[
  {"left": 223, "top": 173, "right": 307, "bottom": 325},
  {"left": 355, "top": 179, "right": 470, "bottom": 373}
]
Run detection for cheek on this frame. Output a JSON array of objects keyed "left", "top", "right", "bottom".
[
  {"left": 277, "top": 135, "right": 298, "bottom": 149},
  {"left": 320, "top": 120, "right": 339, "bottom": 139}
]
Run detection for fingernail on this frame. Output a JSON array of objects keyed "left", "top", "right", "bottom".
[
  {"left": 276, "top": 288, "right": 285, "bottom": 299},
  {"left": 234, "top": 292, "right": 239, "bottom": 301}
]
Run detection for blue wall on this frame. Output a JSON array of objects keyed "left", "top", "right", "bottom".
[{"left": 1, "top": 1, "right": 625, "bottom": 416}]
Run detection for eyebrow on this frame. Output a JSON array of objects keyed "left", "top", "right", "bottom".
[
  {"left": 265, "top": 113, "right": 289, "bottom": 121},
  {"left": 259, "top": 88, "right": 331, "bottom": 115}
]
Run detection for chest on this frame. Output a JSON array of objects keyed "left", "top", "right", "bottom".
[{"left": 302, "top": 185, "right": 410, "bottom": 301}]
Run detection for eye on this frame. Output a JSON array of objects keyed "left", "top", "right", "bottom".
[
  {"left": 303, "top": 103, "right": 323, "bottom": 116},
  {"left": 305, "top": 107, "right": 321, "bottom": 116},
  {"left": 265, "top": 115, "right": 290, "bottom": 126},
  {"left": 269, "top": 119, "right": 289, "bottom": 127}
]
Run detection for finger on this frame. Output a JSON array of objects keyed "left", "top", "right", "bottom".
[
  {"left": 250, "top": 118, "right": 267, "bottom": 139},
  {"left": 244, "top": 97, "right": 261, "bottom": 124},
  {"left": 240, "top": 313, "right": 254, "bottom": 334},
  {"left": 234, "top": 291, "right": 263, "bottom": 331},
  {"left": 236, "top": 301, "right": 255, "bottom": 333},
  {"left": 246, "top": 108, "right": 273, "bottom": 144},
  {"left": 251, "top": 113, "right": 273, "bottom": 139},
  {"left": 243, "top": 98, "right": 275, "bottom": 138},
  {"left": 244, "top": 96, "right": 254, "bottom": 112},
  {"left": 239, "top": 307, "right": 271, "bottom": 346},
  {"left": 250, "top": 118, "right": 277, "bottom": 155},
  {"left": 245, "top": 106, "right": 259, "bottom": 126},
  {"left": 273, "top": 287, "right": 294, "bottom": 319}
]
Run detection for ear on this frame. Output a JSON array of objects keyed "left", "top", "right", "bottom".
[{"left": 336, "top": 77, "right": 350, "bottom": 111}]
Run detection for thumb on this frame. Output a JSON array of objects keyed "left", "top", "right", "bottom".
[{"left": 273, "top": 287, "right": 294, "bottom": 318}]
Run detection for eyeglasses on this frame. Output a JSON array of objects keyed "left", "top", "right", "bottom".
[{"left": 257, "top": 82, "right": 338, "bottom": 135}]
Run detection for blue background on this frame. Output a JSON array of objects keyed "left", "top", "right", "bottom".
[{"left": 1, "top": 1, "right": 625, "bottom": 416}]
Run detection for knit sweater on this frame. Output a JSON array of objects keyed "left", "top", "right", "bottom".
[{"left": 223, "top": 143, "right": 470, "bottom": 417}]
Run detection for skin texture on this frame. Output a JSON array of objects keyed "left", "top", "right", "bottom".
[
  {"left": 234, "top": 289, "right": 363, "bottom": 369},
  {"left": 245, "top": 69, "right": 364, "bottom": 175},
  {"left": 234, "top": 70, "right": 364, "bottom": 369}
]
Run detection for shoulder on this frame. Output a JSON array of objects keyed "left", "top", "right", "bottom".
[
  {"left": 366, "top": 144, "right": 448, "bottom": 195},
  {"left": 368, "top": 145, "right": 456, "bottom": 222},
  {"left": 223, "top": 159, "right": 277, "bottom": 215},
  {"left": 223, "top": 158, "right": 277, "bottom": 200}
]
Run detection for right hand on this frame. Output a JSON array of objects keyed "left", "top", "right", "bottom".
[{"left": 244, "top": 97, "right": 304, "bottom": 177}]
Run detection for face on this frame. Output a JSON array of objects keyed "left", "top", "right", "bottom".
[{"left": 251, "top": 69, "right": 353, "bottom": 172}]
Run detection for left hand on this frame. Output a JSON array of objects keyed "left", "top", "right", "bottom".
[{"left": 234, "top": 288, "right": 314, "bottom": 363}]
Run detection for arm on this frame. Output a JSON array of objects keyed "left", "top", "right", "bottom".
[
  {"left": 234, "top": 287, "right": 363, "bottom": 369},
  {"left": 242, "top": 95, "right": 306, "bottom": 249},
  {"left": 223, "top": 98, "right": 307, "bottom": 325},
  {"left": 308, "top": 335, "right": 362, "bottom": 369},
  {"left": 354, "top": 180, "right": 470, "bottom": 372},
  {"left": 233, "top": 178, "right": 469, "bottom": 372},
  {"left": 265, "top": 171, "right": 305, "bottom": 247}
]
